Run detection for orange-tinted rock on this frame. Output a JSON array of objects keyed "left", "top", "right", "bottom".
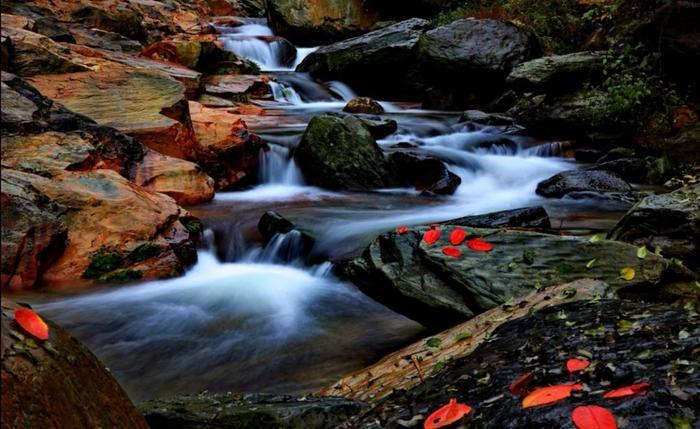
[
  {"left": 343, "top": 96, "right": 385, "bottom": 114},
  {"left": 203, "top": 74, "right": 272, "bottom": 100},
  {"left": 1, "top": 13, "right": 34, "bottom": 30},
  {"left": 132, "top": 150, "right": 215, "bottom": 206},
  {"left": 1, "top": 300, "right": 149, "bottom": 429}
]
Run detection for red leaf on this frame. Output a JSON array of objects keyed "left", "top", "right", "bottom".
[
  {"left": 522, "top": 384, "right": 583, "bottom": 408},
  {"left": 572, "top": 405, "right": 617, "bottom": 429},
  {"left": 603, "top": 382, "right": 650, "bottom": 399},
  {"left": 424, "top": 398, "right": 472, "bottom": 429},
  {"left": 14, "top": 308, "right": 49, "bottom": 340},
  {"left": 467, "top": 238, "right": 493, "bottom": 252},
  {"left": 423, "top": 229, "right": 441, "bottom": 245},
  {"left": 396, "top": 226, "right": 409, "bottom": 234},
  {"left": 508, "top": 371, "right": 534, "bottom": 396},
  {"left": 567, "top": 358, "right": 590, "bottom": 373},
  {"left": 442, "top": 247, "right": 462, "bottom": 258},
  {"left": 449, "top": 228, "right": 468, "bottom": 245}
]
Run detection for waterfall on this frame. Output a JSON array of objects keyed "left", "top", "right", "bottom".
[
  {"left": 328, "top": 81, "right": 357, "bottom": 101},
  {"left": 258, "top": 143, "right": 304, "bottom": 185},
  {"left": 268, "top": 81, "right": 304, "bottom": 105}
]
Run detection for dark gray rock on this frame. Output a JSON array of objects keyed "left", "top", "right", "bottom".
[
  {"left": 357, "top": 117, "right": 398, "bottom": 140},
  {"left": 459, "top": 110, "right": 515, "bottom": 126},
  {"left": 445, "top": 206, "right": 551, "bottom": 229},
  {"left": 536, "top": 169, "right": 632, "bottom": 198},
  {"left": 388, "top": 151, "right": 461, "bottom": 195},
  {"left": 506, "top": 51, "right": 605, "bottom": 93}
]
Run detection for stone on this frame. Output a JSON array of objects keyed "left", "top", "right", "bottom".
[
  {"left": 1, "top": 26, "right": 90, "bottom": 76},
  {"left": 388, "top": 151, "right": 461, "bottom": 195},
  {"left": 459, "top": 110, "right": 516, "bottom": 126},
  {"left": 536, "top": 169, "right": 632, "bottom": 198},
  {"left": 343, "top": 96, "right": 384, "bottom": 114},
  {"left": 445, "top": 206, "right": 551, "bottom": 229},
  {"left": 506, "top": 51, "right": 605, "bottom": 93}
]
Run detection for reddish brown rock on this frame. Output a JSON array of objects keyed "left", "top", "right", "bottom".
[
  {"left": 202, "top": 74, "right": 272, "bottom": 100},
  {"left": 1, "top": 300, "right": 149, "bottom": 429},
  {"left": 343, "top": 96, "right": 384, "bottom": 114}
]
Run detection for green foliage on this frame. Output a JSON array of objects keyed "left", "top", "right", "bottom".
[
  {"left": 129, "top": 242, "right": 161, "bottom": 263},
  {"left": 426, "top": 337, "right": 442, "bottom": 349},
  {"left": 182, "top": 218, "right": 203, "bottom": 235},
  {"left": 82, "top": 251, "right": 124, "bottom": 279}
]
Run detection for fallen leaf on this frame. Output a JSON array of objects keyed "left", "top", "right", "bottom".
[
  {"left": 396, "top": 226, "right": 409, "bottom": 234},
  {"left": 508, "top": 371, "right": 534, "bottom": 396},
  {"left": 467, "top": 238, "right": 493, "bottom": 252},
  {"left": 586, "top": 258, "right": 597, "bottom": 269},
  {"left": 450, "top": 228, "right": 467, "bottom": 245},
  {"left": 424, "top": 398, "right": 472, "bottom": 429},
  {"left": 589, "top": 234, "right": 603, "bottom": 243},
  {"left": 603, "top": 382, "right": 650, "bottom": 399},
  {"left": 424, "top": 229, "right": 441, "bottom": 245},
  {"left": 619, "top": 267, "right": 636, "bottom": 281},
  {"left": 442, "top": 246, "right": 462, "bottom": 258},
  {"left": 636, "top": 246, "right": 648, "bottom": 259},
  {"left": 567, "top": 358, "right": 590, "bottom": 373},
  {"left": 14, "top": 308, "right": 49, "bottom": 341},
  {"left": 572, "top": 405, "right": 617, "bottom": 429},
  {"left": 522, "top": 384, "right": 583, "bottom": 408}
]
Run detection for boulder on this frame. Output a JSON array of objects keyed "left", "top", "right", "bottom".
[
  {"left": 336, "top": 223, "right": 687, "bottom": 329},
  {"left": 69, "top": 26, "right": 142, "bottom": 52},
  {"left": 609, "top": 184, "right": 699, "bottom": 270},
  {"left": 536, "top": 169, "right": 633, "bottom": 198},
  {"left": 343, "top": 96, "right": 384, "bottom": 114},
  {"left": 297, "top": 18, "right": 433, "bottom": 99},
  {"left": 388, "top": 151, "right": 461, "bottom": 195},
  {"left": 357, "top": 116, "right": 398, "bottom": 139},
  {"left": 70, "top": 4, "right": 146, "bottom": 42},
  {"left": 346, "top": 299, "right": 700, "bottom": 428},
  {"left": 294, "top": 114, "right": 397, "bottom": 191},
  {"left": 267, "top": 0, "right": 381, "bottom": 45},
  {"left": 506, "top": 51, "right": 605, "bottom": 93},
  {"left": 445, "top": 206, "right": 551, "bottom": 229},
  {"left": 1, "top": 26, "right": 91, "bottom": 76},
  {"left": 202, "top": 74, "right": 271, "bottom": 101},
  {"left": 1, "top": 301, "right": 149, "bottom": 429},
  {"left": 140, "top": 393, "right": 366, "bottom": 429},
  {"left": 459, "top": 110, "right": 516, "bottom": 126}
]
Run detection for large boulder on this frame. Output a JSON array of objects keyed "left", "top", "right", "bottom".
[
  {"left": 297, "top": 18, "right": 432, "bottom": 99},
  {"left": 536, "top": 169, "right": 633, "bottom": 198},
  {"left": 1, "top": 301, "right": 149, "bottom": 429},
  {"left": 345, "top": 299, "right": 700, "bottom": 428},
  {"left": 266, "top": 0, "right": 381, "bottom": 45},
  {"left": 336, "top": 221, "right": 691, "bottom": 329},
  {"left": 506, "top": 51, "right": 605, "bottom": 93},
  {"left": 294, "top": 114, "right": 397, "bottom": 191},
  {"left": 140, "top": 393, "right": 366, "bottom": 429},
  {"left": 609, "top": 184, "right": 699, "bottom": 270}
]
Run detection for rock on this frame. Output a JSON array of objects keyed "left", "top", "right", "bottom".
[
  {"left": 297, "top": 18, "right": 432, "bottom": 99},
  {"left": 357, "top": 116, "right": 398, "bottom": 139},
  {"left": 69, "top": 26, "right": 142, "bottom": 52},
  {"left": 609, "top": 184, "right": 699, "bottom": 270},
  {"left": 536, "top": 169, "right": 633, "bottom": 198},
  {"left": 1, "top": 26, "right": 90, "bottom": 76},
  {"left": 345, "top": 299, "right": 700, "bottom": 428},
  {"left": 592, "top": 157, "right": 671, "bottom": 185},
  {"left": 506, "top": 51, "right": 605, "bottom": 93},
  {"left": 294, "top": 114, "right": 397, "bottom": 191},
  {"left": 202, "top": 74, "right": 271, "bottom": 101},
  {"left": 70, "top": 4, "right": 146, "bottom": 42},
  {"left": 445, "top": 206, "right": 551, "bottom": 229},
  {"left": 459, "top": 110, "right": 515, "bottom": 126},
  {"left": 32, "top": 16, "right": 74, "bottom": 43},
  {"left": 1, "top": 301, "right": 149, "bottom": 429},
  {"left": 336, "top": 223, "right": 686, "bottom": 329},
  {"left": 256, "top": 35, "right": 298, "bottom": 67},
  {"left": 258, "top": 210, "right": 296, "bottom": 242},
  {"left": 131, "top": 150, "right": 215, "bottom": 206},
  {"left": 343, "top": 96, "right": 384, "bottom": 114},
  {"left": 188, "top": 101, "right": 264, "bottom": 190},
  {"left": 267, "top": 0, "right": 381, "bottom": 45},
  {"left": 140, "top": 393, "right": 366, "bottom": 429},
  {"left": 1, "top": 13, "right": 34, "bottom": 30},
  {"left": 388, "top": 151, "right": 461, "bottom": 195}
]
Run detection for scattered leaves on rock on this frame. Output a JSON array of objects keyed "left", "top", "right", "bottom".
[
  {"left": 442, "top": 246, "right": 462, "bottom": 258},
  {"left": 572, "top": 405, "right": 617, "bottom": 429},
  {"left": 424, "top": 229, "right": 441, "bottom": 245},
  {"left": 522, "top": 384, "right": 583, "bottom": 408},
  {"left": 567, "top": 358, "right": 590, "bottom": 373},
  {"left": 603, "top": 382, "right": 651, "bottom": 399},
  {"left": 450, "top": 227, "right": 468, "bottom": 245},
  {"left": 467, "top": 238, "right": 494, "bottom": 252},
  {"left": 424, "top": 398, "right": 472, "bottom": 429},
  {"left": 13, "top": 308, "right": 49, "bottom": 340}
]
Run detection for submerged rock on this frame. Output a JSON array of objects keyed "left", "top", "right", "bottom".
[
  {"left": 1, "top": 301, "right": 148, "bottom": 429},
  {"left": 536, "top": 169, "right": 633, "bottom": 198},
  {"left": 345, "top": 299, "right": 700, "bottom": 428},
  {"left": 609, "top": 184, "right": 700, "bottom": 270},
  {"left": 140, "top": 393, "right": 367, "bottom": 429}
]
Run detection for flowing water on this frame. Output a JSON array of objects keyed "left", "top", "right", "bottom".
[{"left": 33, "top": 19, "right": 632, "bottom": 402}]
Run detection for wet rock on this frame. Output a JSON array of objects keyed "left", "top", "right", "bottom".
[
  {"left": 203, "top": 74, "right": 271, "bottom": 100},
  {"left": 267, "top": 0, "right": 381, "bottom": 45},
  {"left": 506, "top": 51, "right": 605, "bottom": 93},
  {"left": 536, "top": 169, "right": 633, "bottom": 198},
  {"left": 592, "top": 157, "right": 671, "bottom": 185},
  {"left": 1, "top": 300, "right": 149, "bottom": 428},
  {"left": 346, "top": 300, "right": 700, "bottom": 428},
  {"left": 297, "top": 18, "right": 433, "bottom": 99},
  {"left": 336, "top": 223, "right": 686, "bottom": 329},
  {"left": 294, "top": 114, "right": 397, "bottom": 191},
  {"left": 445, "top": 206, "right": 551, "bottom": 230},
  {"left": 574, "top": 148, "right": 603, "bottom": 163},
  {"left": 609, "top": 184, "right": 699, "bottom": 270},
  {"left": 257, "top": 211, "right": 317, "bottom": 262},
  {"left": 343, "top": 96, "right": 384, "bottom": 114},
  {"left": 257, "top": 35, "right": 298, "bottom": 67},
  {"left": 459, "top": 110, "right": 515, "bottom": 126},
  {"left": 258, "top": 210, "right": 296, "bottom": 242},
  {"left": 140, "top": 393, "right": 367, "bottom": 429},
  {"left": 388, "top": 151, "right": 461, "bottom": 195},
  {"left": 357, "top": 117, "right": 398, "bottom": 140}
]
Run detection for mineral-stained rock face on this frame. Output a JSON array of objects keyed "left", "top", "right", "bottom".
[
  {"left": 140, "top": 393, "right": 367, "bottom": 429},
  {"left": 345, "top": 300, "right": 700, "bottom": 428},
  {"left": 1, "top": 301, "right": 149, "bottom": 429}
]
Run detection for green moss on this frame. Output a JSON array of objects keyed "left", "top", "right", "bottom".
[
  {"left": 174, "top": 245, "right": 198, "bottom": 265},
  {"left": 82, "top": 251, "right": 124, "bottom": 279},
  {"left": 129, "top": 242, "right": 162, "bottom": 263},
  {"left": 181, "top": 218, "right": 203, "bottom": 235},
  {"left": 102, "top": 269, "right": 143, "bottom": 283}
]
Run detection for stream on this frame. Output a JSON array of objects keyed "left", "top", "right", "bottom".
[{"left": 34, "top": 18, "right": 632, "bottom": 402}]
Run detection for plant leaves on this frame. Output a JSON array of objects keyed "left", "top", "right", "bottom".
[
  {"left": 467, "top": 238, "right": 493, "bottom": 252},
  {"left": 567, "top": 358, "right": 590, "bottom": 373},
  {"left": 14, "top": 308, "right": 49, "bottom": 341},
  {"left": 636, "top": 246, "right": 648, "bottom": 259},
  {"left": 449, "top": 227, "right": 467, "bottom": 245},
  {"left": 424, "top": 398, "right": 472, "bottom": 429},
  {"left": 424, "top": 229, "right": 441, "bottom": 245},
  {"left": 396, "top": 226, "right": 409, "bottom": 234},
  {"left": 572, "top": 405, "right": 617, "bottom": 429},
  {"left": 442, "top": 246, "right": 462, "bottom": 258},
  {"left": 508, "top": 371, "right": 534, "bottom": 396},
  {"left": 603, "top": 382, "right": 651, "bottom": 399},
  {"left": 619, "top": 267, "right": 636, "bottom": 281},
  {"left": 522, "top": 384, "right": 583, "bottom": 408}
]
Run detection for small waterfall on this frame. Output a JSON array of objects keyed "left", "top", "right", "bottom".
[
  {"left": 329, "top": 81, "right": 357, "bottom": 101},
  {"left": 244, "top": 230, "right": 309, "bottom": 264},
  {"left": 269, "top": 81, "right": 304, "bottom": 105},
  {"left": 259, "top": 144, "right": 304, "bottom": 184}
]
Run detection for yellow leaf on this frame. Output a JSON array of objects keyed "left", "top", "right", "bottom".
[
  {"left": 586, "top": 258, "right": 597, "bottom": 269},
  {"left": 637, "top": 246, "right": 648, "bottom": 259},
  {"left": 589, "top": 234, "right": 603, "bottom": 243},
  {"left": 620, "top": 267, "right": 636, "bottom": 281}
]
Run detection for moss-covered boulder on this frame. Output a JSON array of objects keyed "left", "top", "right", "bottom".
[{"left": 506, "top": 51, "right": 605, "bottom": 93}]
